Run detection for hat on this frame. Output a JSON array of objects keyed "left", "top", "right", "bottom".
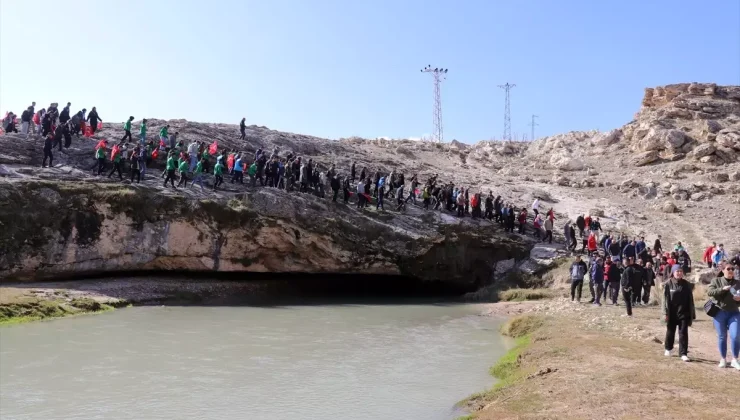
[{"left": 671, "top": 265, "right": 683, "bottom": 274}]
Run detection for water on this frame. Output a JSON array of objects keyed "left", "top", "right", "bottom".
[{"left": 0, "top": 303, "right": 510, "bottom": 420}]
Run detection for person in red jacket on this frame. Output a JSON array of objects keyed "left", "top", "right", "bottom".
[
  {"left": 587, "top": 232, "right": 598, "bottom": 256},
  {"left": 518, "top": 209, "right": 528, "bottom": 234},
  {"left": 547, "top": 208, "right": 555, "bottom": 222},
  {"left": 584, "top": 215, "right": 592, "bottom": 230},
  {"left": 702, "top": 242, "right": 716, "bottom": 268}
]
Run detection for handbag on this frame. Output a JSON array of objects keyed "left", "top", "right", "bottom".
[{"left": 703, "top": 299, "right": 720, "bottom": 318}]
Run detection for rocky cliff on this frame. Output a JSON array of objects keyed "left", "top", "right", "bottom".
[{"left": 0, "top": 181, "right": 531, "bottom": 288}]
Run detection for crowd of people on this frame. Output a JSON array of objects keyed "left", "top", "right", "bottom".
[{"left": 568, "top": 231, "right": 740, "bottom": 370}]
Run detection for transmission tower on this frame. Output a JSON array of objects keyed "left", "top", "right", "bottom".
[
  {"left": 421, "top": 65, "right": 448, "bottom": 143},
  {"left": 528, "top": 114, "right": 539, "bottom": 142},
  {"left": 498, "top": 83, "right": 515, "bottom": 141}
]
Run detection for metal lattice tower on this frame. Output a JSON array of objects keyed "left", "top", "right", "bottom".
[
  {"left": 528, "top": 114, "right": 539, "bottom": 142},
  {"left": 421, "top": 65, "right": 448, "bottom": 143},
  {"left": 498, "top": 83, "right": 515, "bottom": 141}
]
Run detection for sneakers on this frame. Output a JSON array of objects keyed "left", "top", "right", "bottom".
[
  {"left": 681, "top": 355, "right": 691, "bottom": 362},
  {"left": 664, "top": 350, "right": 671, "bottom": 357},
  {"left": 731, "top": 359, "right": 740, "bottom": 370},
  {"left": 718, "top": 359, "right": 727, "bottom": 368}
]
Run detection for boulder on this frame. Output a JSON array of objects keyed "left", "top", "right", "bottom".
[
  {"left": 549, "top": 152, "right": 585, "bottom": 171},
  {"left": 707, "top": 172, "right": 729, "bottom": 182},
  {"left": 635, "top": 150, "right": 660, "bottom": 166},
  {"left": 664, "top": 129, "right": 687, "bottom": 149},
  {"left": 690, "top": 192, "right": 706, "bottom": 201},
  {"left": 661, "top": 201, "right": 678, "bottom": 213},
  {"left": 640, "top": 128, "right": 666, "bottom": 151},
  {"left": 690, "top": 143, "right": 716, "bottom": 159},
  {"left": 591, "top": 129, "right": 622, "bottom": 146},
  {"left": 730, "top": 171, "right": 740, "bottom": 181},
  {"left": 716, "top": 131, "right": 740, "bottom": 149},
  {"left": 714, "top": 147, "right": 738, "bottom": 163},
  {"left": 703, "top": 120, "right": 722, "bottom": 134}
]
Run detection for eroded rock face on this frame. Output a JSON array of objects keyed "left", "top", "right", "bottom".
[{"left": 0, "top": 182, "right": 531, "bottom": 288}]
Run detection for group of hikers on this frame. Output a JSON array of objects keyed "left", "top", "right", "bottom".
[{"left": 568, "top": 230, "right": 740, "bottom": 370}]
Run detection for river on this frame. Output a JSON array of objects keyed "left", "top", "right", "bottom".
[{"left": 0, "top": 302, "right": 510, "bottom": 420}]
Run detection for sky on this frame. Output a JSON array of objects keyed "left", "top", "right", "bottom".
[{"left": 1, "top": 0, "right": 739, "bottom": 143}]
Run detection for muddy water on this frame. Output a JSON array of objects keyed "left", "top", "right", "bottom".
[{"left": 0, "top": 302, "right": 510, "bottom": 420}]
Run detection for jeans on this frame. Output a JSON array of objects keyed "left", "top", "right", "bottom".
[
  {"left": 642, "top": 285, "right": 652, "bottom": 304},
  {"left": 190, "top": 154, "right": 198, "bottom": 172},
  {"left": 139, "top": 133, "right": 146, "bottom": 145},
  {"left": 622, "top": 290, "right": 633, "bottom": 315},
  {"left": 609, "top": 282, "right": 620, "bottom": 304},
  {"left": 140, "top": 159, "right": 147, "bottom": 178},
  {"left": 190, "top": 174, "right": 204, "bottom": 191},
  {"left": 665, "top": 319, "right": 690, "bottom": 356},
  {"left": 21, "top": 121, "right": 30, "bottom": 135},
  {"left": 570, "top": 280, "right": 583, "bottom": 301},
  {"left": 713, "top": 310, "right": 740, "bottom": 359}
]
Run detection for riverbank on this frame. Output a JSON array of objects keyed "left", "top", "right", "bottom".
[
  {"left": 0, "top": 288, "right": 122, "bottom": 325},
  {"left": 462, "top": 297, "right": 739, "bottom": 419}
]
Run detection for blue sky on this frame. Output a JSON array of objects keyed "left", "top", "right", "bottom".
[{"left": 1, "top": 0, "right": 739, "bottom": 142}]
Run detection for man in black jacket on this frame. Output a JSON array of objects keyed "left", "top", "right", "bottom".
[
  {"left": 643, "top": 261, "right": 656, "bottom": 304},
  {"left": 59, "top": 102, "right": 71, "bottom": 124},
  {"left": 606, "top": 259, "right": 623, "bottom": 305},
  {"left": 632, "top": 259, "right": 647, "bottom": 306},
  {"left": 621, "top": 257, "right": 638, "bottom": 316},
  {"left": 654, "top": 235, "right": 663, "bottom": 255},
  {"left": 576, "top": 215, "right": 586, "bottom": 237},
  {"left": 661, "top": 267, "right": 695, "bottom": 361}
]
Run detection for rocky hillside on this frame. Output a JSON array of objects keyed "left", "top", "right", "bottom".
[{"left": 0, "top": 82, "right": 738, "bottom": 281}]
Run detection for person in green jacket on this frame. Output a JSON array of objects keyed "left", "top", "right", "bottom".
[
  {"left": 159, "top": 124, "right": 170, "bottom": 146},
  {"left": 95, "top": 141, "right": 108, "bottom": 175},
  {"left": 163, "top": 152, "right": 177, "bottom": 188},
  {"left": 190, "top": 158, "right": 205, "bottom": 191},
  {"left": 121, "top": 116, "right": 134, "bottom": 142},
  {"left": 201, "top": 148, "right": 211, "bottom": 174},
  {"left": 707, "top": 264, "right": 740, "bottom": 369},
  {"left": 139, "top": 119, "right": 147, "bottom": 145},
  {"left": 248, "top": 162, "right": 258, "bottom": 187},
  {"left": 108, "top": 144, "right": 124, "bottom": 180},
  {"left": 213, "top": 159, "right": 225, "bottom": 191},
  {"left": 176, "top": 156, "right": 189, "bottom": 188}
]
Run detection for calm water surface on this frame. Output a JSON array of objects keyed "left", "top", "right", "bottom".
[{"left": 0, "top": 303, "right": 510, "bottom": 420}]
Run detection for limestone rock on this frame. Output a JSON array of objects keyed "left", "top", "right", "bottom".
[
  {"left": 690, "top": 143, "right": 716, "bottom": 159},
  {"left": 664, "top": 129, "right": 686, "bottom": 149},
  {"left": 591, "top": 129, "right": 622, "bottom": 146},
  {"left": 635, "top": 150, "right": 660, "bottom": 166},
  {"left": 661, "top": 201, "right": 678, "bottom": 213},
  {"left": 716, "top": 131, "right": 740, "bottom": 149},
  {"left": 708, "top": 172, "right": 729, "bottom": 182},
  {"left": 549, "top": 152, "right": 585, "bottom": 171},
  {"left": 703, "top": 119, "right": 722, "bottom": 134},
  {"left": 730, "top": 171, "right": 740, "bottom": 181}
]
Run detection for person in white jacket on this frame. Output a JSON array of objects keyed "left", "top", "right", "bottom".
[{"left": 532, "top": 198, "right": 540, "bottom": 216}]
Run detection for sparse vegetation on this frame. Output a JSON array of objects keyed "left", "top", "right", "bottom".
[
  {"left": 499, "top": 314, "right": 544, "bottom": 338},
  {"left": 0, "top": 295, "right": 113, "bottom": 325},
  {"left": 498, "top": 288, "right": 552, "bottom": 302}
]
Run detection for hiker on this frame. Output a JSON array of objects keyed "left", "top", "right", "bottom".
[
  {"left": 662, "top": 266, "right": 695, "bottom": 362},
  {"left": 239, "top": 117, "right": 246, "bottom": 140},
  {"left": 575, "top": 214, "right": 586, "bottom": 237},
  {"left": 570, "top": 255, "right": 588, "bottom": 303},
  {"left": 632, "top": 259, "right": 647, "bottom": 306},
  {"left": 122, "top": 116, "right": 134, "bottom": 142},
  {"left": 531, "top": 198, "right": 540, "bottom": 216},
  {"left": 330, "top": 174, "right": 340, "bottom": 202},
  {"left": 654, "top": 235, "right": 663, "bottom": 254},
  {"left": 606, "top": 259, "right": 623, "bottom": 305},
  {"left": 213, "top": 158, "right": 225, "bottom": 191},
  {"left": 175, "top": 155, "right": 189, "bottom": 188},
  {"left": 59, "top": 102, "right": 71, "bottom": 124},
  {"left": 159, "top": 125, "right": 169, "bottom": 146},
  {"left": 190, "top": 158, "right": 205, "bottom": 191},
  {"left": 87, "top": 107, "right": 101, "bottom": 133},
  {"left": 703, "top": 242, "right": 717, "bottom": 268},
  {"left": 108, "top": 145, "right": 124, "bottom": 180},
  {"left": 248, "top": 161, "right": 257, "bottom": 186},
  {"left": 590, "top": 257, "right": 605, "bottom": 306},
  {"left": 163, "top": 152, "right": 177, "bottom": 188},
  {"left": 350, "top": 162, "right": 356, "bottom": 182},
  {"left": 377, "top": 176, "right": 385, "bottom": 210},
  {"left": 231, "top": 155, "right": 244, "bottom": 184},
  {"left": 518, "top": 208, "right": 527, "bottom": 234},
  {"left": 620, "top": 257, "right": 639, "bottom": 316},
  {"left": 130, "top": 146, "right": 142, "bottom": 183},
  {"left": 42, "top": 135, "right": 53, "bottom": 168},
  {"left": 568, "top": 224, "right": 577, "bottom": 252},
  {"left": 712, "top": 244, "right": 728, "bottom": 268},
  {"left": 139, "top": 119, "right": 147, "bottom": 145},
  {"left": 587, "top": 232, "right": 598, "bottom": 256},
  {"left": 707, "top": 263, "right": 740, "bottom": 369},
  {"left": 20, "top": 106, "right": 33, "bottom": 136},
  {"left": 95, "top": 140, "right": 108, "bottom": 175},
  {"left": 643, "top": 261, "right": 656, "bottom": 304}
]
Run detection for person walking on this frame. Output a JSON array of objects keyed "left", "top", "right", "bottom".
[
  {"left": 569, "top": 256, "right": 587, "bottom": 303},
  {"left": 87, "top": 107, "right": 102, "bottom": 134},
  {"left": 139, "top": 119, "right": 148, "bottom": 145},
  {"left": 662, "top": 266, "right": 695, "bottom": 362},
  {"left": 707, "top": 264, "right": 740, "bottom": 369},
  {"left": 163, "top": 152, "right": 177, "bottom": 188},
  {"left": 590, "top": 257, "right": 605, "bottom": 306},
  {"left": 190, "top": 158, "right": 205, "bottom": 192},
  {"left": 121, "top": 116, "right": 134, "bottom": 142},
  {"left": 213, "top": 158, "right": 225, "bottom": 191},
  {"left": 620, "top": 257, "right": 637, "bottom": 316},
  {"left": 239, "top": 118, "right": 246, "bottom": 140}
]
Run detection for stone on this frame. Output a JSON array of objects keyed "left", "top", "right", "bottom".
[
  {"left": 716, "top": 131, "right": 740, "bottom": 149},
  {"left": 704, "top": 120, "right": 722, "bottom": 134},
  {"left": 635, "top": 150, "right": 660, "bottom": 166},
  {"left": 662, "top": 201, "right": 678, "bottom": 213},
  {"left": 730, "top": 171, "right": 740, "bottom": 181},
  {"left": 690, "top": 192, "right": 706, "bottom": 201},
  {"left": 690, "top": 143, "right": 716, "bottom": 159},
  {"left": 591, "top": 129, "right": 622, "bottom": 146},
  {"left": 621, "top": 178, "right": 638, "bottom": 189},
  {"left": 589, "top": 208, "right": 605, "bottom": 217},
  {"left": 714, "top": 147, "right": 738, "bottom": 163},
  {"left": 664, "top": 129, "right": 686, "bottom": 149},
  {"left": 549, "top": 152, "right": 585, "bottom": 171},
  {"left": 699, "top": 155, "right": 719, "bottom": 164},
  {"left": 707, "top": 172, "right": 729, "bottom": 182}
]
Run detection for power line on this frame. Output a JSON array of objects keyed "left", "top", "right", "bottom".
[
  {"left": 528, "top": 114, "right": 539, "bottom": 142},
  {"left": 421, "top": 65, "right": 448, "bottom": 143},
  {"left": 497, "top": 83, "right": 515, "bottom": 141}
]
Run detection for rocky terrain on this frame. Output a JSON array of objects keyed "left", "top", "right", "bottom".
[{"left": 0, "top": 82, "right": 738, "bottom": 285}]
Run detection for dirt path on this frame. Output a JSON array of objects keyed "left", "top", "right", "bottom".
[{"left": 468, "top": 297, "right": 737, "bottom": 419}]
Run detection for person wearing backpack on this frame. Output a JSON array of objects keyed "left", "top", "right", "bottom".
[
  {"left": 662, "top": 266, "right": 695, "bottom": 362},
  {"left": 707, "top": 264, "right": 740, "bottom": 369},
  {"left": 570, "top": 255, "right": 588, "bottom": 303}
]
